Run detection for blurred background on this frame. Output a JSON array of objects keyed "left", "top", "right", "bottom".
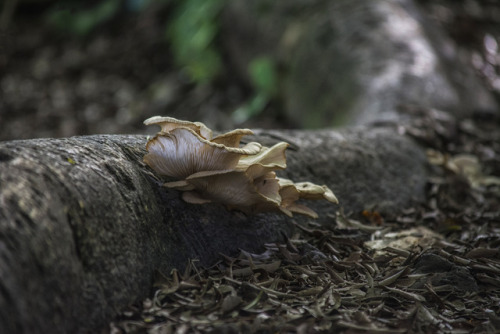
[{"left": 0, "top": 0, "right": 499, "bottom": 141}]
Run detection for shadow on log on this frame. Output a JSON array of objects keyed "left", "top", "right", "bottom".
[{"left": 0, "top": 125, "right": 427, "bottom": 333}]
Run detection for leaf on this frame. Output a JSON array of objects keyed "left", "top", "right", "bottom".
[
  {"left": 221, "top": 295, "right": 242, "bottom": 313},
  {"left": 384, "top": 286, "right": 426, "bottom": 302},
  {"left": 166, "top": 0, "right": 225, "bottom": 83},
  {"left": 248, "top": 56, "right": 278, "bottom": 97}
]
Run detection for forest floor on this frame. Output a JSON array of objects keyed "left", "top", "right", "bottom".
[{"left": 108, "top": 109, "right": 500, "bottom": 333}]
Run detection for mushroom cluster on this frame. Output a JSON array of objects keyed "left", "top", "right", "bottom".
[{"left": 143, "top": 116, "right": 338, "bottom": 218}]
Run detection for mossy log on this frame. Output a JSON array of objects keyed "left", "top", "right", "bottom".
[{"left": 0, "top": 125, "right": 427, "bottom": 333}]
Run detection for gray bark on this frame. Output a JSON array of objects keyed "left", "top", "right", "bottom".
[{"left": 0, "top": 126, "right": 427, "bottom": 333}]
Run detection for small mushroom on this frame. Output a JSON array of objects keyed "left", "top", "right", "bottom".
[
  {"left": 293, "top": 181, "right": 339, "bottom": 204},
  {"left": 277, "top": 179, "right": 339, "bottom": 218}
]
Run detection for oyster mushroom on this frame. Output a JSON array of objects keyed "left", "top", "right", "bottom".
[
  {"left": 277, "top": 178, "right": 339, "bottom": 218},
  {"left": 165, "top": 143, "right": 288, "bottom": 211},
  {"left": 144, "top": 127, "right": 261, "bottom": 178},
  {"left": 182, "top": 168, "right": 281, "bottom": 212},
  {"left": 143, "top": 116, "right": 339, "bottom": 218}
]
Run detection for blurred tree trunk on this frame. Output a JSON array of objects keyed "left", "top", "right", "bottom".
[
  {"left": 0, "top": 125, "right": 426, "bottom": 333},
  {"left": 220, "top": 0, "right": 498, "bottom": 127}
]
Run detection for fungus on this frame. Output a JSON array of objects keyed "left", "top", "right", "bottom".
[
  {"left": 277, "top": 178, "right": 339, "bottom": 218},
  {"left": 144, "top": 116, "right": 338, "bottom": 218},
  {"left": 144, "top": 127, "right": 261, "bottom": 178}
]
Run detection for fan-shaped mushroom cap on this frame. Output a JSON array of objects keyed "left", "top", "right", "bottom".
[
  {"left": 144, "top": 128, "right": 262, "bottom": 179},
  {"left": 294, "top": 181, "right": 339, "bottom": 204},
  {"left": 183, "top": 169, "right": 282, "bottom": 210},
  {"left": 144, "top": 116, "right": 213, "bottom": 140},
  {"left": 237, "top": 142, "right": 289, "bottom": 171},
  {"left": 277, "top": 178, "right": 338, "bottom": 218},
  {"left": 212, "top": 129, "right": 255, "bottom": 147}
]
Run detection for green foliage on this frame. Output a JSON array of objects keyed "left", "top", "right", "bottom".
[
  {"left": 232, "top": 56, "right": 278, "bottom": 124},
  {"left": 248, "top": 56, "right": 278, "bottom": 97},
  {"left": 166, "top": 0, "right": 226, "bottom": 83},
  {"left": 232, "top": 93, "right": 268, "bottom": 124},
  {"left": 46, "top": 0, "right": 121, "bottom": 37}
]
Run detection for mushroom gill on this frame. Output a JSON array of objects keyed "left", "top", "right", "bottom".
[
  {"left": 143, "top": 116, "right": 338, "bottom": 218},
  {"left": 144, "top": 127, "right": 261, "bottom": 179}
]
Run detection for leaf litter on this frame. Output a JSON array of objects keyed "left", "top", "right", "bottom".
[{"left": 109, "top": 108, "right": 500, "bottom": 334}]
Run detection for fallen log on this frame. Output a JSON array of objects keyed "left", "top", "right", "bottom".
[{"left": 0, "top": 125, "right": 427, "bottom": 333}]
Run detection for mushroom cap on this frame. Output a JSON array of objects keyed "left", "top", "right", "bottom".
[
  {"left": 183, "top": 170, "right": 281, "bottom": 210},
  {"left": 283, "top": 203, "right": 319, "bottom": 219},
  {"left": 182, "top": 191, "right": 212, "bottom": 204},
  {"left": 276, "top": 178, "right": 338, "bottom": 218},
  {"left": 160, "top": 143, "right": 289, "bottom": 213},
  {"left": 212, "top": 128, "right": 255, "bottom": 147},
  {"left": 144, "top": 128, "right": 262, "bottom": 178},
  {"left": 236, "top": 142, "right": 288, "bottom": 171},
  {"left": 144, "top": 116, "right": 213, "bottom": 140},
  {"left": 293, "top": 181, "right": 339, "bottom": 204},
  {"left": 163, "top": 180, "right": 195, "bottom": 191}
]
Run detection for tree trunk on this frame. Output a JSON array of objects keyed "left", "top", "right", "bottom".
[
  {"left": 220, "top": 0, "right": 498, "bottom": 127},
  {"left": 0, "top": 125, "right": 427, "bottom": 333}
]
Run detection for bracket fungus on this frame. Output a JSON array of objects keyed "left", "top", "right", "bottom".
[{"left": 143, "top": 116, "right": 338, "bottom": 218}]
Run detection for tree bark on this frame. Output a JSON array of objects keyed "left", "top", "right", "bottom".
[{"left": 0, "top": 125, "right": 427, "bottom": 333}]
